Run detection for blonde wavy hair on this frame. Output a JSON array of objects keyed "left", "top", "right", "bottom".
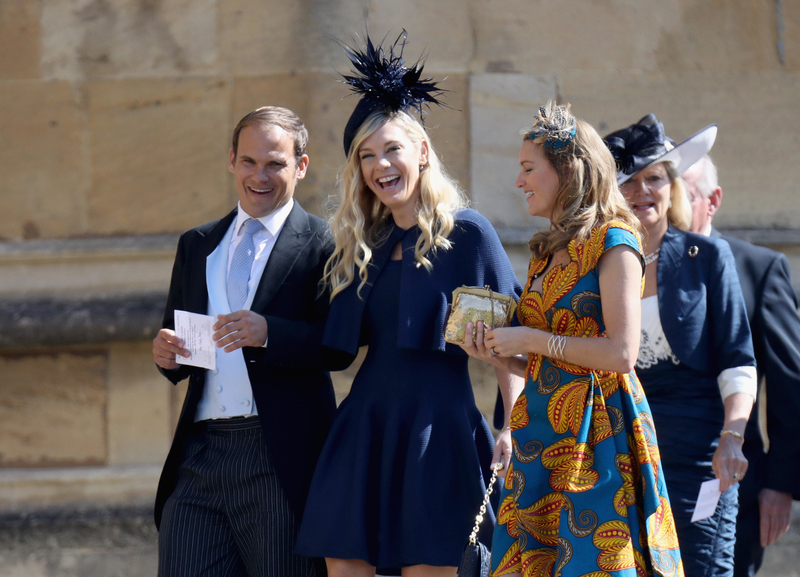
[
  {"left": 525, "top": 103, "right": 640, "bottom": 261},
  {"left": 663, "top": 161, "right": 692, "bottom": 231},
  {"left": 324, "top": 109, "right": 468, "bottom": 300}
]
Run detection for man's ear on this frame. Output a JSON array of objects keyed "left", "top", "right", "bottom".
[
  {"left": 708, "top": 186, "right": 723, "bottom": 218},
  {"left": 295, "top": 154, "right": 309, "bottom": 180},
  {"left": 228, "top": 148, "right": 236, "bottom": 173}
]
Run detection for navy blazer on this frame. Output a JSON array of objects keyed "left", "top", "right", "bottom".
[
  {"left": 715, "top": 230, "right": 800, "bottom": 498},
  {"left": 656, "top": 225, "right": 756, "bottom": 380},
  {"left": 154, "top": 203, "right": 347, "bottom": 527}
]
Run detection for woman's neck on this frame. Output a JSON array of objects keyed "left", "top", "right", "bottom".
[{"left": 643, "top": 219, "right": 668, "bottom": 254}]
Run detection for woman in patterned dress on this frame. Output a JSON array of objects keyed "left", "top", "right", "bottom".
[
  {"left": 461, "top": 103, "right": 684, "bottom": 577},
  {"left": 604, "top": 115, "right": 756, "bottom": 577}
]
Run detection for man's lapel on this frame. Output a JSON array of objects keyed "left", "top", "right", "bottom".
[
  {"left": 190, "top": 209, "right": 237, "bottom": 314},
  {"left": 250, "top": 203, "right": 313, "bottom": 312}
]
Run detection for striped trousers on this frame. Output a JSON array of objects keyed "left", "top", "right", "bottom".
[{"left": 158, "top": 417, "right": 321, "bottom": 577}]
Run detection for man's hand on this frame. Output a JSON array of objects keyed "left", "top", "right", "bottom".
[
  {"left": 153, "top": 328, "right": 189, "bottom": 370},
  {"left": 213, "top": 310, "right": 268, "bottom": 353},
  {"left": 759, "top": 488, "right": 793, "bottom": 547}
]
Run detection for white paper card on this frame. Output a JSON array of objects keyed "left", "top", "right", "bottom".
[
  {"left": 691, "top": 479, "right": 721, "bottom": 523},
  {"left": 174, "top": 310, "right": 216, "bottom": 370}
]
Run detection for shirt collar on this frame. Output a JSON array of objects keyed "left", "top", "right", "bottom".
[{"left": 234, "top": 199, "right": 294, "bottom": 238}]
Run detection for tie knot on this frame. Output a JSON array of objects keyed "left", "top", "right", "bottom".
[{"left": 241, "top": 218, "right": 264, "bottom": 237}]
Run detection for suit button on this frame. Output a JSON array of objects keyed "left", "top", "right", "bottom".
[
  {"left": 212, "top": 369, "right": 219, "bottom": 375},
  {"left": 216, "top": 386, "right": 223, "bottom": 393},
  {"left": 243, "top": 400, "right": 251, "bottom": 407},
  {"left": 219, "top": 406, "right": 225, "bottom": 412}
]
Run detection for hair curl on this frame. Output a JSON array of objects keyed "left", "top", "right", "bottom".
[{"left": 323, "top": 109, "right": 467, "bottom": 300}]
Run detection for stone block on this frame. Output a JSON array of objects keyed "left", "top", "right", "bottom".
[
  {"left": 469, "top": 0, "right": 682, "bottom": 75},
  {"left": 366, "top": 0, "right": 473, "bottom": 69},
  {"left": 107, "top": 343, "right": 172, "bottom": 465},
  {"left": 218, "top": 0, "right": 308, "bottom": 76},
  {"left": 0, "top": 0, "right": 41, "bottom": 79},
  {"left": 0, "top": 236, "right": 177, "bottom": 297},
  {"left": 86, "top": 77, "right": 232, "bottom": 235},
  {"left": 0, "top": 81, "right": 87, "bottom": 241},
  {"left": 0, "top": 351, "right": 107, "bottom": 467},
  {"left": 469, "top": 73, "right": 557, "bottom": 229},
  {"left": 41, "top": 0, "right": 217, "bottom": 80},
  {"left": 469, "top": 0, "right": 791, "bottom": 74},
  {"left": 559, "top": 70, "right": 800, "bottom": 229}
]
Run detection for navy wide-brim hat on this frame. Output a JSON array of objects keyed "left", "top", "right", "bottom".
[{"left": 604, "top": 114, "right": 717, "bottom": 185}]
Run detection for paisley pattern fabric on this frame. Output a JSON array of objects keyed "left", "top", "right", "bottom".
[{"left": 491, "top": 222, "right": 684, "bottom": 577}]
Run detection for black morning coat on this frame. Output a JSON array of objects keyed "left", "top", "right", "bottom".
[
  {"left": 153, "top": 203, "right": 350, "bottom": 528},
  {"left": 712, "top": 229, "right": 800, "bottom": 499}
]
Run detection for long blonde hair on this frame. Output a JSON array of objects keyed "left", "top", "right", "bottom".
[
  {"left": 324, "top": 110, "right": 468, "bottom": 300},
  {"left": 526, "top": 103, "right": 640, "bottom": 260}
]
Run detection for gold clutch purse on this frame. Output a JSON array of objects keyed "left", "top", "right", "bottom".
[{"left": 444, "top": 285, "right": 517, "bottom": 346}]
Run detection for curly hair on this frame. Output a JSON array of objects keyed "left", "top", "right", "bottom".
[
  {"left": 524, "top": 102, "right": 640, "bottom": 260},
  {"left": 323, "top": 109, "right": 468, "bottom": 300}
]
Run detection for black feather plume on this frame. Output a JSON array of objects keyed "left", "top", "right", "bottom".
[
  {"left": 339, "top": 30, "right": 444, "bottom": 114},
  {"left": 338, "top": 30, "right": 447, "bottom": 154}
]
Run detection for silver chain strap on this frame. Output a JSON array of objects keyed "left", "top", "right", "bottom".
[{"left": 468, "top": 462, "right": 503, "bottom": 545}]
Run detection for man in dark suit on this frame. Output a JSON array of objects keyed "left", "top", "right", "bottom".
[
  {"left": 152, "top": 106, "right": 338, "bottom": 577},
  {"left": 685, "top": 155, "right": 800, "bottom": 576}
]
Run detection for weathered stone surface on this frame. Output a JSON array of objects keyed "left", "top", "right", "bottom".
[
  {"left": 470, "top": 0, "right": 682, "bottom": 74},
  {"left": 107, "top": 343, "right": 172, "bottom": 465},
  {"left": 0, "top": 351, "right": 107, "bottom": 467},
  {"left": 0, "top": 235, "right": 176, "bottom": 297},
  {"left": 0, "top": 81, "right": 87, "bottom": 241},
  {"left": 41, "top": 0, "right": 217, "bottom": 80},
  {"left": 86, "top": 77, "right": 232, "bottom": 235},
  {"left": 0, "top": 293, "right": 165, "bottom": 348},
  {"left": 0, "top": 466, "right": 159, "bottom": 511},
  {"left": 469, "top": 74, "right": 557, "bottom": 229},
  {"left": 470, "top": 0, "right": 795, "bottom": 74},
  {"left": 365, "top": 0, "right": 473, "bottom": 70},
  {"left": 0, "top": 507, "right": 158, "bottom": 577},
  {"left": 0, "top": 0, "right": 41, "bottom": 80},
  {"left": 559, "top": 70, "right": 800, "bottom": 229}
]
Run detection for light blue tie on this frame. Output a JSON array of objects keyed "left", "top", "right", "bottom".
[{"left": 227, "top": 218, "right": 265, "bottom": 311}]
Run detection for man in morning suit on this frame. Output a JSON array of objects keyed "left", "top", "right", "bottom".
[
  {"left": 685, "top": 154, "right": 800, "bottom": 577},
  {"left": 152, "top": 106, "right": 337, "bottom": 577}
]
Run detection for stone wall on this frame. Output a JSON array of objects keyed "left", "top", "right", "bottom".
[{"left": 1, "top": 0, "right": 799, "bottom": 574}]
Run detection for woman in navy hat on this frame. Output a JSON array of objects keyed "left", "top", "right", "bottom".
[
  {"left": 605, "top": 115, "right": 757, "bottom": 577},
  {"left": 295, "top": 32, "right": 522, "bottom": 576}
]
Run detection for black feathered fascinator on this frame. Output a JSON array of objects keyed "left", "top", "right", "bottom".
[
  {"left": 604, "top": 114, "right": 717, "bottom": 185},
  {"left": 339, "top": 30, "right": 446, "bottom": 156}
]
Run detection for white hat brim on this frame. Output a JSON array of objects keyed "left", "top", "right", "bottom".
[{"left": 617, "top": 124, "right": 717, "bottom": 185}]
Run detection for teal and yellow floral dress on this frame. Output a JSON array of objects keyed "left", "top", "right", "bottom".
[{"left": 491, "top": 222, "right": 684, "bottom": 577}]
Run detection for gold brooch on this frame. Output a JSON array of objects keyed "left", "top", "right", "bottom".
[{"left": 688, "top": 246, "right": 699, "bottom": 258}]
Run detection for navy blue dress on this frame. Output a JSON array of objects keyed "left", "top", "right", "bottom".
[
  {"left": 296, "top": 210, "right": 521, "bottom": 573},
  {"left": 296, "top": 260, "right": 495, "bottom": 572},
  {"left": 638, "top": 352, "right": 737, "bottom": 577}
]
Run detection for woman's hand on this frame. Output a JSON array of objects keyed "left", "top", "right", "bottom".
[
  {"left": 492, "top": 428, "right": 512, "bottom": 478},
  {"left": 484, "top": 326, "right": 535, "bottom": 358},
  {"left": 712, "top": 433, "right": 748, "bottom": 492},
  {"left": 459, "top": 321, "right": 496, "bottom": 363}
]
